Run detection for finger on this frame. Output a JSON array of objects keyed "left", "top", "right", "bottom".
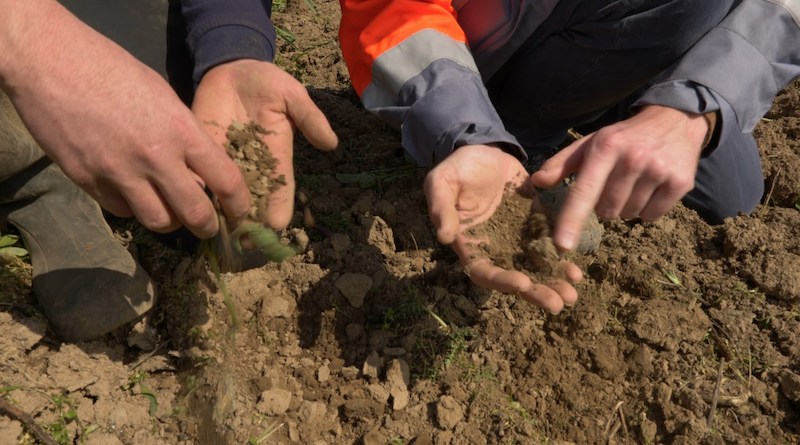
[
  {"left": 91, "top": 185, "right": 135, "bottom": 218},
  {"left": 638, "top": 182, "right": 687, "bottom": 222},
  {"left": 153, "top": 166, "right": 220, "bottom": 237},
  {"left": 594, "top": 163, "right": 641, "bottom": 220},
  {"left": 260, "top": 127, "right": 296, "bottom": 229},
  {"left": 285, "top": 85, "right": 338, "bottom": 151},
  {"left": 186, "top": 133, "right": 251, "bottom": 229},
  {"left": 424, "top": 169, "right": 461, "bottom": 244},
  {"left": 118, "top": 179, "right": 183, "bottom": 234},
  {"left": 617, "top": 174, "right": 661, "bottom": 220},
  {"left": 553, "top": 147, "right": 617, "bottom": 252},
  {"left": 531, "top": 137, "right": 588, "bottom": 188},
  {"left": 559, "top": 259, "right": 584, "bottom": 284},
  {"left": 466, "top": 260, "right": 570, "bottom": 314}
]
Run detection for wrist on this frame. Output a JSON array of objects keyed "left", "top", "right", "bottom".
[{"left": 638, "top": 104, "right": 710, "bottom": 150}]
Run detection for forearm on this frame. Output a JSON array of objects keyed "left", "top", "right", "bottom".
[
  {"left": 0, "top": 0, "right": 125, "bottom": 98},
  {"left": 340, "top": 0, "right": 523, "bottom": 165},
  {"left": 636, "top": 0, "right": 800, "bottom": 142}
]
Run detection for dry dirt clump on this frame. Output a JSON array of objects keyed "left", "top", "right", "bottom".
[
  {"left": 466, "top": 192, "right": 562, "bottom": 279},
  {"left": 223, "top": 120, "right": 286, "bottom": 224}
]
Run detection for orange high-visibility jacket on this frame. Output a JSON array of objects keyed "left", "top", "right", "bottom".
[{"left": 338, "top": 0, "right": 559, "bottom": 166}]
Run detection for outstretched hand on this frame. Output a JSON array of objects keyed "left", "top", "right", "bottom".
[
  {"left": 533, "top": 105, "right": 708, "bottom": 251},
  {"left": 424, "top": 144, "right": 582, "bottom": 314},
  {"left": 192, "top": 59, "right": 338, "bottom": 230}
]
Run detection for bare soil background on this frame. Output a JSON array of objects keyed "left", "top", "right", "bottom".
[{"left": 2, "top": 1, "right": 800, "bottom": 444}]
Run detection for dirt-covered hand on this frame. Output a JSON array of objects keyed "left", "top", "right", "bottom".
[
  {"left": 424, "top": 144, "right": 583, "bottom": 314},
  {"left": 0, "top": 0, "right": 250, "bottom": 238},
  {"left": 192, "top": 59, "right": 338, "bottom": 230},
  {"left": 532, "top": 105, "right": 708, "bottom": 251}
]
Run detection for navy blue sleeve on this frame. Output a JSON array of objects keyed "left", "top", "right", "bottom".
[{"left": 181, "top": 0, "right": 277, "bottom": 84}]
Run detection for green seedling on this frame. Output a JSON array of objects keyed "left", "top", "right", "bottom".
[
  {"left": 662, "top": 269, "right": 682, "bottom": 287},
  {"left": 231, "top": 224, "right": 297, "bottom": 262},
  {"left": 271, "top": 0, "right": 286, "bottom": 12},
  {"left": 795, "top": 194, "right": 800, "bottom": 211},
  {"left": 276, "top": 27, "right": 298, "bottom": 49},
  {"left": 122, "top": 371, "right": 159, "bottom": 416},
  {"left": 249, "top": 420, "right": 283, "bottom": 444}
]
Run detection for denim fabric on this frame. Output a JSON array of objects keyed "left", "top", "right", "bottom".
[{"left": 485, "top": 0, "right": 763, "bottom": 223}]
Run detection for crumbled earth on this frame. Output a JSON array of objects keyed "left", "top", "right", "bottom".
[
  {"left": 1, "top": 1, "right": 800, "bottom": 445},
  {"left": 466, "top": 192, "right": 563, "bottom": 279},
  {"left": 223, "top": 120, "right": 285, "bottom": 224}
]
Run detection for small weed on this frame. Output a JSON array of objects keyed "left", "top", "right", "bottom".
[
  {"left": 387, "top": 437, "right": 405, "bottom": 445},
  {"left": 755, "top": 315, "right": 772, "bottom": 330},
  {"left": 249, "top": 420, "right": 283, "bottom": 444},
  {"left": 271, "top": 0, "right": 286, "bottom": 12},
  {"left": 276, "top": 27, "right": 298, "bottom": 50},
  {"left": 662, "top": 269, "right": 682, "bottom": 287},
  {"left": 122, "top": 370, "right": 159, "bottom": 416}
]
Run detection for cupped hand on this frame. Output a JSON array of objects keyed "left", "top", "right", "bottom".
[
  {"left": 424, "top": 144, "right": 582, "bottom": 314},
  {"left": 191, "top": 59, "right": 338, "bottom": 230},
  {"left": 532, "top": 105, "right": 708, "bottom": 251},
  {"left": 0, "top": 0, "right": 249, "bottom": 238}
]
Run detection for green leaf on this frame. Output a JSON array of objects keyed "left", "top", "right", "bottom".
[
  {"left": 0, "top": 234, "right": 19, "bottom": 248},
  {"left": 0, "top": 247, "right": 28, "bottom": 257},
  {"left": 64, "top": 409, "right": 78, "bottom": 420},
  {"left": 138, "top": 383, "right": 159, "bottom": 416}
]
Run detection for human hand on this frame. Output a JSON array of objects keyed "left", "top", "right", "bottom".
[
  {"left": 532, "top": 105, "right": 709, "bottom": 251},
  {"left": 0, "top": 0, "right": 249, "bottom": 238},
  {"left": 191, "top": 59, "right": 338, "bottom": 230},
  {"left": 424, "top": 144, "right": 583, "bottom": 314}
]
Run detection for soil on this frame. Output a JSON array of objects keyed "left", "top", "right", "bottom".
[{"left": 2, "top": 1, "right": 800, "bottom": 445}]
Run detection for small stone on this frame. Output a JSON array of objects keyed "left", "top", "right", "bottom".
[
  {"left": 213, "top": 375, "right": 238, "bottom": 424},
  {"left": 317, "top": 364, "right": 331, "bottom": 383},
  {"left": 292, "top": 229, "right": 310, "bottom": 252},
  {"left": 298, "top": 401, "right": 327, "bottom": 424},
  {"left": 780, "top": 369, "right": 800, "bottom": 402},
  {"left": 363, "top": 351, "right": 382, "bottom": 379},
  {"left": 345, "top": 324, "right": 365, "bottom": 342},
  {"left": 256, "top": 388, "right": 292, "bottom": 415},
  {"left": 126, "top": 319, "right": 157, "bottom": 351},
  {"left": 335, "top": 273, "right": 373, "bottom": 308},
  {"left": 289, "top": 421, "right": 300, "bottom": 442},
  {"left": 366, "top": 382, "right": 390, "bottom": 404},
  {"left": 341, "top": 366, "right": 360, "bottom": 380},
  {"left": 261, "top": 295, "right": 296, "bottom": 319},
  {"left": 330, "top": 233, "right": 351, "bottom": 255},
  {"left": 231, "top": 121, "right": 246, "bottom": 131},
  {"left": 362, "top": 426, "right": 385, "bottom": 445},
  {"left": 436, "top": 396, "right": 464, "bottom": 430}
]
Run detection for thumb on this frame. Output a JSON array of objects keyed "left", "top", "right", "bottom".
[
  {"left": 424, "top": 171, "right": 461, "bottom": 244},
  {"left": 286, "top": 86, "right": 338, "bottom": 151},
  {"left": 531, "top": 137, "right": 587, "bottom": 188}
]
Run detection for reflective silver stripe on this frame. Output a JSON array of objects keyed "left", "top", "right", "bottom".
[
  {"left": 362, "top": 29, "right": 479, "bottom": 110},
  {"left": 765, "top": 0, "right": 800, "bottom": 26}
]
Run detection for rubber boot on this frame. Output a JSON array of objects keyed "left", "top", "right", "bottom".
[{"left": 0, "top": 92, "right": 156, "bottom": 342}]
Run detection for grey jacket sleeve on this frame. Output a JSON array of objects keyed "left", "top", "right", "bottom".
[
  {"left": 361, "top": 30, "right": 525, "bottom": 167},
  {"left": 634, "top": 0, "right": 800, "bottom": 152}
]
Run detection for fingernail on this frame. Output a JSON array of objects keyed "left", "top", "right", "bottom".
[
  {"left": 557, "top": 233, "right": 576, "bottom": 252},
  {"left": 548, "top": 310, "right": 561, "bottom": 316}
]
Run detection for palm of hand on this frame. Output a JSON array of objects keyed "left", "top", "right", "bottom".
[
  {"left": 425, "top": 145, "right": 582, "bottom": 314},
  {"left": 192, "top": 60, "right": 337, "bottom": 230}
]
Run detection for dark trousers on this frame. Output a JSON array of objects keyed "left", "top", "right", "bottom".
[
  {"left": 57, "top": 0, "right": 196, "bottom": 105},
  {"left": 486, "top": 0, "right": 764, "bottom": 224}
]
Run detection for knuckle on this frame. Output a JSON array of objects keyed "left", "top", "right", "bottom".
[
  {"left": 181, "top": 202, "right": 216, "bottom": 231},
  {"left": 143, "top": 212, "right": 176, "bottom": 233}
]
